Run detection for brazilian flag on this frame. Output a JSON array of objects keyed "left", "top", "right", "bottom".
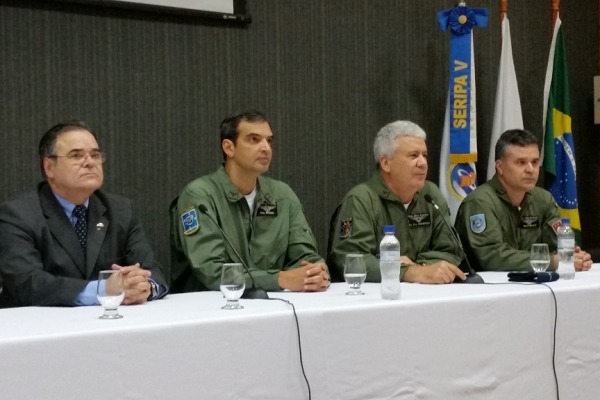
[{"left": 543, "top": 16, "right": 581, "bottom": 242}]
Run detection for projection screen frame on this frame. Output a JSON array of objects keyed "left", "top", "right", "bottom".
[{"left": 47, "top": 0, "right": 251, "bottom": 23}]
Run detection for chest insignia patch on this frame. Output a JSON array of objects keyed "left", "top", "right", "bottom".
[
  {"left": 257, "top": 202, "right": 278, "bottom": 216},
  {"left": 407, "top": 213, "right": 431, "bottom": 227},
  {"left": 519, "top": 216, "right": 539, "bottom": 229}
]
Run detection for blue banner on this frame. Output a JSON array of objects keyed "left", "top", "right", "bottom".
[{"left": 437, "top": 6, "right": 488, "bottom": 163}]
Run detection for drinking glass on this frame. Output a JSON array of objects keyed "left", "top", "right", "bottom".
[
  {"left": 344, "top": 253, "right": 367, "bottom": 295},
  {"left": 97, "top": 270, "right": 125, "bottom": 319},
  {"left": 220, "top": 263, "right": 245, "bottom": 310},
  {"left": 530, "top": 243, "right": 551, "bottom": 272}
]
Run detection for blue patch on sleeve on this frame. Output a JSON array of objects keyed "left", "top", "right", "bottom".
[
  {"left": 469, "top": 214, "right": 486, "bottom": 234},
  {"left": 181, "top": 208, "right": 199, "bottom": 235}
]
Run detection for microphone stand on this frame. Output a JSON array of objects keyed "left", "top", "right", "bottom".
[
  {"left": 449, "top": 225, "right": 484, "bottom": 284},
  {"left": 424, "top": 195, "right": 484, "bottom": 284}
]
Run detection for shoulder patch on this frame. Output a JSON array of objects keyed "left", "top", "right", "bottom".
[
  {"left": 339, "top": 218, "right": 353, "bottom": 238},
  {"left": 181, "top": 207, "right": 200, "bottom": 236},
  {"left": 469, "top": 214, "right": 486, "bottom": 234},
  {"left": 551, "top": 219, "right": 563, "bottom": 234}
]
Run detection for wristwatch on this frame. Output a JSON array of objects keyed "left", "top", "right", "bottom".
[{"left": 147, "top": 279, "right": 158, "bottom": 300}]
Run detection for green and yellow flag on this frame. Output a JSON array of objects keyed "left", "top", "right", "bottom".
[{"left": 542, "top": 15, "right": 581, "bottom": 240}]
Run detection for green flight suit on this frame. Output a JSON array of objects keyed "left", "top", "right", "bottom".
[
  {"left": 170, "top": 167, "right": 323, "bottom": 292},
  {"left": 454, "top": 175, "right": 560, "bottom": 271},
  {"left": 327, "top": 173, "right": 462, "bottom": 282}
]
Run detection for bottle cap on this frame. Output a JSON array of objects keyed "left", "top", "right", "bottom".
[
  {"left": 561, "top": 218, "right": 570, "bottom": 225},
  {"left": 383, "top": 225, "right": 395, "bottom": 234}
]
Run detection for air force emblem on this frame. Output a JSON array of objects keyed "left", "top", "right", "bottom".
[
  {"left": 469, "top": 214, "right": 486, "bottom": 234},
  {"left": 181, "top": 207, "right": 199, "bottom": 235}
]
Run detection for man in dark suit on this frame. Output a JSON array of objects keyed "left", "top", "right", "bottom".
[{"left": 0, "top": 121, "right": 168, "bottom": 307}]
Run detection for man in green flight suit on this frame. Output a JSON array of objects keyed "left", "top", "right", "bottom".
[
  {"left": 454, "top": 129, "right": 593, "bottom": 271},
  {"left": 170, "top": 110, "right": 330, "bottom": 294},
  {"left": 328, "top": 120, "right": 466, "bottom": 284}
]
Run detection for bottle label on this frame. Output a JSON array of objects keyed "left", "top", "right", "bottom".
[
  {"left": 380, "top": 251, "right": 400, "bottom": 263},
  {"left": 559, "top": 239, "right": 575, "bottom": 248}
]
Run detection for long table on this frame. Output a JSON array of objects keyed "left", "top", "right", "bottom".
[{"left": 2, "top": 266, "right": 600, "bottom": 400}]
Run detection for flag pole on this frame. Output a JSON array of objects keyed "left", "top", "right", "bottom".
[
  {"left": 551, "top": 0, "right": 560, "bottom": 27},
  {"left": 500, "top": 0, "right": 507, "bottom": 23}
]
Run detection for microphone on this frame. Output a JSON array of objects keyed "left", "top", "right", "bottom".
[
  {"left": 536, "top": 271, "right": 560, "bottom": 282},
  {"left": 508, "top": 271, "right": 559, "bottom": 283},
  {"left": 424, "top": 194, "right": 484, "bottom": 284},
  {"left": 198, "top": 204, "right": 269, "bottom": 299}
]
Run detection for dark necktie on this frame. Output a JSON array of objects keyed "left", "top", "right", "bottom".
[{"left": 73, "top": 205, "right": 88, "bottom": 254}]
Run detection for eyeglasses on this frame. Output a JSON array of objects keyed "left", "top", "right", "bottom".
[{"left": 48, "top": 151, "right": 106, "bottom": 165}]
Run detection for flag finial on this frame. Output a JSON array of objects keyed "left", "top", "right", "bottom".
[
  {"left": 499, "top": 0, "right": 507, "bottom": 22},
  {"left": 551, "top": 0, "right": 560, "bottom": 26}
]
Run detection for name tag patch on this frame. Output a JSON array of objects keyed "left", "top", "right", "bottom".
[
  {"left": 408, "top": 213, "right": 431, "bottom": 227},
  {"left": 257, "top": 202, "right": 278, "bottom": 217},
  {"left": 519, "top": 216, "right": 539, "bottom": 229}
]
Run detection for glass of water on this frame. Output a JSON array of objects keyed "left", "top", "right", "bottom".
[
  {"left": 530, "top": 243, "right": 551, "bottom": 272},
  {"left": 97, "top": 270, "right": 125, "bottom": 319},
  {"left": 220, "top": 263, "right": 245, "bottom": 310},
  {"left": 344, "top": 253, "right": 367, "bottom": 295}
]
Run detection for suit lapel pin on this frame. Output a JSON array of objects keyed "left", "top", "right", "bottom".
[{"left": 96, "top": 222, "right": 105, "bottom": 231}]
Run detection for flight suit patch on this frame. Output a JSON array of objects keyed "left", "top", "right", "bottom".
[
  {"left": 181, "top": 207, "right": 199, "bottom": 235},
  {"left": 339, "top": 218, "right": 352, "bottom": 238},
  {"left": 256, "top": 202, "right": 278, "bottom": 216},
  {"left": 551, "top": 220, "right": 563, "bottom": 234},
  {"left": 519, "top": 216, "right": 539, "bottom": 229},
  {"left": 407, "top": 213, "right": 431, "bottom": 227},
  {"left": 470, "top": 214, "right": 486, "bottom": 234}
]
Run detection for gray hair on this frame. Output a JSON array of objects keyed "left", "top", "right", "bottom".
[{"left": 373, "top": 120, "right": 427, "bottom": 164}]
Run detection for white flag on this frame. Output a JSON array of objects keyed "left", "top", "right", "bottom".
[
  {"left": 487, "top": 16, "right": 523, "bottom": 180},
  {"left": 439, "top": 35, "right": 478, "bottom": 223}
]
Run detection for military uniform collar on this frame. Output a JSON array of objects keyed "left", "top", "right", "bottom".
[
  {"left": 369, "top": 172, "right": 423, "bottom": 205},
  {"left": 489, "top": 174, "right": 532, "bottom": 207},
  {"left": 216, "top": 166, "right": 274, "bottom": 204}
]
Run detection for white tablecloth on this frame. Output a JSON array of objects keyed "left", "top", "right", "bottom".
[{"left": 2, "top": 266, "right": 600, "bottom": 400}]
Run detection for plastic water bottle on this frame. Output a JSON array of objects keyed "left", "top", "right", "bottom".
[
  {"left": 379, "top": 225, "right": 401, "bottom": 300},
  {"left": 556, "top": 218, "right": 575, "bottom": 280}
]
